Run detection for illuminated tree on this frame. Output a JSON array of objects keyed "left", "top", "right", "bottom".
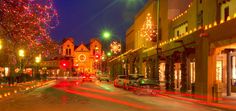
[
  {"left": 140, "top": 13, "right": 157, "bottom": 42},
  {"left": 0, "top": 0, "right": 59, "bottom": 77}
]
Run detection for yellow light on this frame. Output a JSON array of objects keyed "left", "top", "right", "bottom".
[
  {"left": 234, "top": 13, "right": 236, "bottom": 18},
  {"left": 204, "top": 25, "right": 208, "bottom": 30},
  {"left": 220, "top": 20, "right": 224, "bottom": 24},
  {"left": 35, "top": 56, "right": 41, "bottom": 63},
  {"left": 0, "top": 95, "right": 2, "bottom": 99},
  {"left": 18, "top": 49, "right": 25, "bottom": 57},
  {"left": 213, "top": 22, "right": 217, "bottom": 26},
  {"left": 208, "top": 24, "right": 212, "bottom": 29},
  {"left": 198, "top": 26, "right": 202, "bottom": 30},
  {"left": 186, "top": 32, "right": 189, "bottom": 35},
  {"left": 4, "top": 93, "right": 7, "bottom": 97},
  {"left": 227, "top": 16, "right": 231, "bottom": 21},
  {"left": 189, "top": 30, "right": 192, "bottom": 34},
  {"left": 193, "top": 28, "right": 197, "bottom": 32}
]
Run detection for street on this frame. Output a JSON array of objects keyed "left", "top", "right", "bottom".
[{"left": 0, "top": 79, "right": 228, "bottom": 111}]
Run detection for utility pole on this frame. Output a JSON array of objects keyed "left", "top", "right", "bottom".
[{"left": 155, "top": 0, "right": 161, "bottom": 85}]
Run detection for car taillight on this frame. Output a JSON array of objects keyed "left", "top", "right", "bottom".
[{"left": 82, "top": 76, "right": 86, "bottom": 78}]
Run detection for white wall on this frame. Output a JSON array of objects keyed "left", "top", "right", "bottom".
[
  {"left": 221, "top": 0, "right": 236, "bottom": 20},
  {"left": 174, "top": 23, "right": 188, "bottom": 37}
]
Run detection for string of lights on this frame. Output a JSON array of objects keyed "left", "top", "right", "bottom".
[
  {"left": 140, "top": 13, "right": 157, "bottom": 42},
  {"left": 0, "top": 0, "right": 59, "bottom": 57}
]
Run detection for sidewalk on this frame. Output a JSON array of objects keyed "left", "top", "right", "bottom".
[
  {"left": 158, "top": 90, "right": 236, "bottom": 111},
  {"left": 0, "top": 80, "right": 55, "bottom": 99}
]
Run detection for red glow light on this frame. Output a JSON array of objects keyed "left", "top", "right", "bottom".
[{"left": 54, "top": 87, "right": 151, "bottom": 110}]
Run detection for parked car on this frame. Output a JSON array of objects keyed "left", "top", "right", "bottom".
[
  {"left": 133, "top": 78, "right": 160, "bottom": 96},
  {"left": 82, "top": 74, "right": 95, "bottom": 82},
  {"left": 123, "top": 74, "right": 144, "bottom": 90},
  {"left": 98, "top": 75, "right": 110, "bottom": 82},
  {"left": 114, "top": 75, "right": 127, "bottom": 87}
]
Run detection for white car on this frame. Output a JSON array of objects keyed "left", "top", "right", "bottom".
[
  {"left": 98, "top": 75, "right": 110, "bottom": 82},
  {"left": 114, "top": 75, "right": 127, "bottom": 87}
]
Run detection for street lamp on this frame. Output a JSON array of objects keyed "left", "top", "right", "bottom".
[
  {"left": 35, "top": 56, "right": 41, "bottom": 63},
  {"left": 18, "top": 49, "right": 25, "bottom": 73},
  {"left": 18, "top": 49, "right": 25, "bottom": 57},
  {"left": 35, "top": 55, "right": 41, "bottom": 80},
  {"left": 102, "top": 31, "right": 111, "bottom": 40},
  {"left": 107, "top": 52, "right": 112, "bottom": 57}
]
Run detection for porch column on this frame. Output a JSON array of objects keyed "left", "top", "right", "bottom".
[
  {"left": 225, "top": 49, "right": 233, "bottom": 96},
  {"left": 195, "top": 36, "right": 216, "bottom": 102},
  {"left": 170, "top": 55, "right": 175, "bottom": 91},
  {"left": 181, "top": 51, "right": 188, "bottom": 92}
]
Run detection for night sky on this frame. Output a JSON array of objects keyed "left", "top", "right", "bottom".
[{"left": 50, "top": 0, "right": 148, "bottom": 44}]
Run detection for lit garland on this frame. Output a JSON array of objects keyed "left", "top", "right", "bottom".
[
  {"left": 140, "top": 13, "right": 157, "bottom": 42},
  {"left": 110, "top": 41, "right": 121, "bottom": 54},
  {"left": 0, "top": 0, "right": 59, "bottom": 58}
]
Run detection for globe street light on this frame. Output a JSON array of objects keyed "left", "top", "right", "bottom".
[
  {"left": 35, "top": 56, "right": 41, "bottom": 63},
  {"left": 18, "top": 49, "right": 25, "bottom": 57},
  {"left": 35, "top": 55, "right": 41, "bottom": 80},
  {"left": 102, "top": 31, "right": 111, "bottom": 40},
  {"left": 18, "top": 49, "right": 25, "bottom": 75},
  {"left": 107, "top": 52, "right": 112, "bottom": 57}
]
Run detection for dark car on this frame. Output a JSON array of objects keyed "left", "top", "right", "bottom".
[{"left": 133, "top": 78, "right": 160, "bottom": 96}]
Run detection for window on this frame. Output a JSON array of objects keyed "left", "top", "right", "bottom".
[
  {"left": 200, "top": 0, "right": 202, "bottom": 4},
  {"left": 66, "top": 49, "right": 69, "bottom": 55},
  {"left": 190, "top": 62, "right": 196, "bottom": 83},
  {"left": 69, "top": 49, "right": 71, "bottom": 55},
  {"left": 177, "top": 30, "right": 180, "bottom": 36},
  {"left": 67, "top": 45, "right": 70, "bottom": 47},
  {"left": 224, "top": 7, "right": 229, "bottom": 21},
  {"left": 185, "top": 26, "right": 188, "bottom": 32}
]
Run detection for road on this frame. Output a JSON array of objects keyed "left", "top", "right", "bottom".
[{"left": 0, "top": 79, "right": 228, "bottom": 111}]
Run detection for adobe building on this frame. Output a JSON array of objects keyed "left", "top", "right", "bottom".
[
  {"left": 60, "top": 38, "right": 103, "bottom": 75},
  {"left": 109, "top": 0, "right": 236, "bottom": 102}
]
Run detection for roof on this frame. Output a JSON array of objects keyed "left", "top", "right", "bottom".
[{"left": 62, "top": 37, "right": 74, "bottom": 44}]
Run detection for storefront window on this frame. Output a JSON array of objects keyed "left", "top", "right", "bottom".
[
  {"left": 190, "top": 62, "right": 195, "bottom": 83},
  {"left": 216, "top": 60, "right": 223, "bottom": 82},
  {"left": 232, "top": 56, "right": 236, "bottom": 86},
  {"left": 160, "top": 63, "right": 165, "bottom": 81}
]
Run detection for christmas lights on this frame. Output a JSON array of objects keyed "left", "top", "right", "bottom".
[
  {"left": 0, "top": 0, "right": 59, "bottom": 59},
  {"left": 110, "top": 41, "right": 121, "bottom": 54},
  {"left": 140, "top": 13, "right": 157, "bottom": 42}
]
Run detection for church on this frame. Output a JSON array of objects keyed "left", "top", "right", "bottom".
[{"left": 60, "top": 37, "right": 103, "bottom": 75}]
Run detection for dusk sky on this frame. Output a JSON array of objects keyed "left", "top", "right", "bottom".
[{"left": 50, "top": 0, "right": 148, "bottom": 44}]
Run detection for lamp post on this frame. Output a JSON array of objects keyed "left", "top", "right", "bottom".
[{"left": 35, "top": 55, "right": 41, "bottom": 80}]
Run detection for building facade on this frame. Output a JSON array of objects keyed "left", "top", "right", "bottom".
[
  {"left": 60, "top": 38, "right": 103, "bottom": 75},
  {"left": 109, "top": 0, "right": 236, "bottom": 102}
]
